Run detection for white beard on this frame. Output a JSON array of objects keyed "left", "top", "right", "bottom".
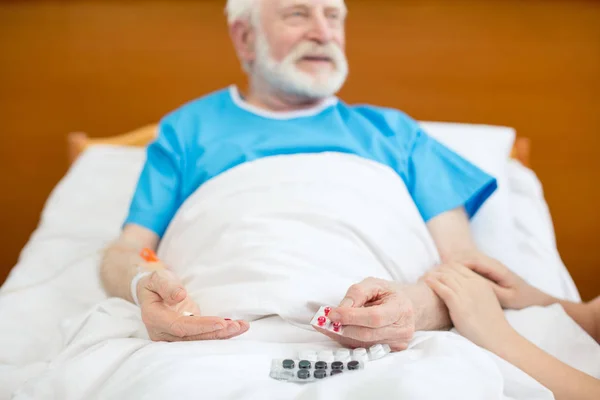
[{"left": 252, "top": 28, "right": 349, "bottom": 100}]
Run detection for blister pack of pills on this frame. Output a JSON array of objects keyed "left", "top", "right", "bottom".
[
  {"left": 269, "top": 345, "right": 391, "bottom": 383},
  {"left": 269, "top": 358, "right": 365, "bottom": 382},
  {"left": 309, "top": 306, "right": 343, "bottom": 334}
]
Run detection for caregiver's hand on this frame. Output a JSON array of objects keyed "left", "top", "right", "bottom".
[
  {"left": 457, "top": 253, "right": 554, "bottom": 310},
  {"left": 427, "top": 266, "right": 600, "bottom": 400},
  {"left": 424, "top": 263, "right": 516, "bottom": 352},
  {"left": 137, "top": 269, "right": 249, "bottom": 342},
  {"left": 314, "top": 278, "right": 415, "bottom": 351}
]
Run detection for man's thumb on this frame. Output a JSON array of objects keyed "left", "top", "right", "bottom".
[{"left": 148, "top": 271, "right": 187, "bottom": 306}]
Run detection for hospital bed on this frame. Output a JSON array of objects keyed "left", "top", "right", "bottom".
[{"left": 0, "top": 121, "right": 598, "bottom": 400}]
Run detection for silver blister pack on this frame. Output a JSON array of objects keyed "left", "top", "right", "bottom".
[
  {"left": 269, "top": 358, "right": 365, "bottom": 382},
  {"left": 269, "top": 345, "right": 391, "bottom": 383}
]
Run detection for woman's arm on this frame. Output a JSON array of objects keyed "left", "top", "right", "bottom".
[
  {"left": 551, "top": 298, "right": 598, "bottom": 343},
  {"left": 590, "top": 296, "right": 600, "bottom": 343},
  {"left": 456, "top": 252, "right": 599, "bottom": 343},
  {"left": 425, "top": 264, "right": 600, "bottom": 400},
  {"left": 492, "top": 330, "right": 600, "bottom": 400}
]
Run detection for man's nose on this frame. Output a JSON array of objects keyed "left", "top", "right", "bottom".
[{"left": 307, "top": 14, "right": 334, "bottom": 44}]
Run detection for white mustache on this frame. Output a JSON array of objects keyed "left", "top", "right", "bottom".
[{"left": 288, "top": 41, "right": 345, "bottom": 66}]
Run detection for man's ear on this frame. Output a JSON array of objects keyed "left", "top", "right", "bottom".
[{"left": 229, "top": 20, "right": 256, "bottom": 67}]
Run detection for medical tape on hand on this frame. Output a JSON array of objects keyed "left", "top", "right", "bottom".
[
  {"left": 131, "top": 247, "right": 161, "bottom": 306},
  {"left": 131, "top": 268, "right": 152, "bottom": 307}
]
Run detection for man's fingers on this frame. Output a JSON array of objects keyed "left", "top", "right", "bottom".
[
  {"left": 182, "top": 320, "right": 248, "bottom": 341},
  {"left": 312, "top": 326, "right": 368, "bottom": 349},
  {"left": 167, "top": 315, "right": 230, "bottom": 338},
  {"left": 329, "top": 298, "right": 407, "bottom": 328},
  {"left": 312, "top": 325, "right": 339, "bottom": 341},
  {"left": 340, "top": 324, "right": 413, "bottom": 343},
  {"left": 147, "top": 271, "right": 186, "bottom": 306},
  {"left": 313, "top": 326, "right": 411, "bottom": 352},
  {"left": 338, "top": 278, "right": 387, "bottom": 309},
  {"left": 158, "top": 320, "right": 250, "bottom": 341}
]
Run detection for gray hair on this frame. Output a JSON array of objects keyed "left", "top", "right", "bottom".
[
  {"left": 225, "top": 0, "right": 261, "bottom": 73},
  {"left": 225, "top": 0, "right": 257, "bottom": 25}
]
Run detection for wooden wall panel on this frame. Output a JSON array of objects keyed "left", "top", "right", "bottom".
[{"left": 0, "top": 0, "right": 599, "bottom": 300}]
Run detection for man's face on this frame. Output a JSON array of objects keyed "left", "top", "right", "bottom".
[{"left": 251, "top": 0, "right": 349, "bottom": 100}]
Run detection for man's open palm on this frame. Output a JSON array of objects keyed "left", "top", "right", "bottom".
[{"left": 138, "top": 269, "right": 249, "bottom": 341}]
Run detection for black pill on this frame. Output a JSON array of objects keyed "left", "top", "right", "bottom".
[
  {"left": 297, "top": 369, "right": 310, "bottom": 379},
  {"left": 299, "top": 360, "right": 311, "bottom": 369},
  {"left": 314, "top": 369, "right": 327, "bottom": 379},
  {"left": 282, "top": 359, "right": 295, "bottom": 369},
  {"left": 331, "top": 361, "right": 344, "bottom": 370},
  {"left": 330, "top": 369, "right": 343, "bottom": 376},
  {"left": 348, "top": 361, "right": 360, "bottom": 370},
  {"left": 315, "top": 361, "right": 327, "bottom": 370}
]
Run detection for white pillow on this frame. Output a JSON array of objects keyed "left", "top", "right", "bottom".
[
  {"left": 506, "top": 159, "right": 580, "bottom": 301},
  {"left": 5, "top": 145, "right": 146, "bottom": 290},
  {"left": 418, "top": 121, "right": 520, "bottom": 271}
]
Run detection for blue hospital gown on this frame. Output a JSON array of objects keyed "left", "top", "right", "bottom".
[{"left": 124, "top": 86, "right": 497, "bottom": 238}]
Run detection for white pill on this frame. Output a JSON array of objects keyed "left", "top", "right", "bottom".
[
  {"left": 354, "top": 354, "right": 369, "bottom": 363},
  {"left": 353, "top": 348, "right": 367, "bottom": 357},
  {"left": 182, "top": 311, "right": 194, "bottom": 317},
  {"left": 353, "top": 348, "right": 369, "bottom": 363},
  {"left": 369, "top": 344, "right": 391, "bottom": 360},
  {"left": 334, "top": 348, "right": 351, "bottom": 362},
  {"left": 318, "top": 350, "right": 335, "bottom": 363},
  {"left": 299, "top": 351, "right": 318, "bottom": 362},
  {"left": 369, "top": 344, "right": 386, "bottom": 360},
  {"left": 335, "top": 348, "right": 351, "bottom": 358}
]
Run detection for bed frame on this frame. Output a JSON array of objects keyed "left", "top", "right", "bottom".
[{"left": 67, "top": 124, "right": 532, "bottom": 168}]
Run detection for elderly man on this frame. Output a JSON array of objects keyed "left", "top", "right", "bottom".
[{"left": 100, "top": 0, "right": 498, "bottom": 350}]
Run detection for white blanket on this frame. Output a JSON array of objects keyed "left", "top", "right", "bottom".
[
  {"left": 158, "top": 153, "right": 439, "bottom": 324},
  {"left": 3, "top": 153, "right": 600, "bottom": 400}
]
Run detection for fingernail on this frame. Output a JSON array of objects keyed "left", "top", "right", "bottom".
[
  {"left": 172, "top": 289, "right": 183, "bottom": 299},
  {"left": 213, "top": 323, "right": 225, "bottom": 330},
  {"left": 227, "top": 324, "right": 239, "bottom": 334},
  {"left": 339, "top": 298, "right": 354, "bottom": 307},
  {"left": 328, "top": 312, "right": 341, "bottom": 321}
]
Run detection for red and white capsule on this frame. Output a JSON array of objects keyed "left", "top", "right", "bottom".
[
  {"left": 317, "top": 316, "right": 326, "bottom": 326},
  {"left": 324, "top": 307, "right": 331, "bottom": 316},
  {"left": 333, "top": 321, "right": 341, "bottom": 332}
]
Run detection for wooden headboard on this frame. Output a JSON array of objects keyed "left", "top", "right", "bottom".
[
  {"left": 67, "top": 125, "right": 532, "bottom": 168},
  {"left": 67, "top": 124, "right": 159, "bottom": 164}
]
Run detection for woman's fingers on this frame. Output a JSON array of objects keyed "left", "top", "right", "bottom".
[
  {"left": 425, "top": 275, "right": 458, "bottom": 310},
  {"left": 460, "top": 256, "right": 510, "bottom": 287}
]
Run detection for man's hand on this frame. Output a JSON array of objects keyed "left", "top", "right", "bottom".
[
  {"left": 138, "top": 269, "right": 249, "bottom": 341},
  {"left": 455, "top": 253, "right": 554, "bottom": 310},
  {"left": 314, "top": 278, "right": 415, "bottom": 351},
  {"left": 424, "top": 263, "right": 517, "bottom": 353}
]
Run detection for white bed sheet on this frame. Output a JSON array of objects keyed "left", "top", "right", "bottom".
[{"left": 0, "top": 146, "right": 595, "bottom": 400}]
